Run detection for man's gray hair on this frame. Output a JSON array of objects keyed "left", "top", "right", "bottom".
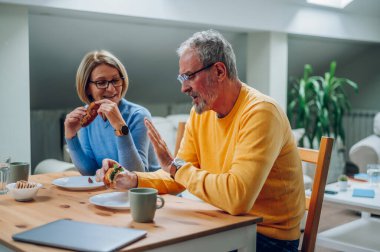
[{"left": 177, "top": 29, "right": 238, "bottom": 80}]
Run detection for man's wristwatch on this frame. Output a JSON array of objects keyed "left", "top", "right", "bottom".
[
  {"left": 114, "top": 125, "right": 129, "bottom": 136},
  {"left": 170, "top": 158, "right": 186, "bottom": 179}
]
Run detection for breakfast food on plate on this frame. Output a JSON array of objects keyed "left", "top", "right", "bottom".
[
  {"left": 80, "top": 102, "right": 100, "bottom": 127},
  {"left": 16, "top": 180, "right": 37, "bottom": 189},
  {"left": 103, "top": 164, "right": 125, "bottom": 187}
]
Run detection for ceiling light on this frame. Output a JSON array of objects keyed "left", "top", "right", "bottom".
[{"left": 306, "top": 0, "right": 354, "bottom": 9}]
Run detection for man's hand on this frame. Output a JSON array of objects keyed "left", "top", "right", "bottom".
[
  {"left": 95, "top": 159, "right": 138, "bottom": 190},
  {"left": 144, "top": 118, "right": 173, "bottom": 173}
]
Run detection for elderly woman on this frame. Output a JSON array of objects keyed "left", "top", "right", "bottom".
[{"left": 64, "top": 50, "right": 159, "bottom": 175}]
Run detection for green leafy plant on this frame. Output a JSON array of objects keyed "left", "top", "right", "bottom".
[
  {"left": 287, "top": 61, "right": 359, "bottom": 149},
  {"left": 338, "top": 174, "right": 348, "bottom": 182}
]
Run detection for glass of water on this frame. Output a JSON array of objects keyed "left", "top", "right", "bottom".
[
  {"left": 0, "top": 156, "right": 11, "bottom": 194},
  {"left": 367, "top": 164, "right": 380, "bottom": 187}
]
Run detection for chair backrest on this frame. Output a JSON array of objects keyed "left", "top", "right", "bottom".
[
  {"left": 174, "top": 121, "right": 186, "bottom": 156},
  {"left": 299, "top": 136, "right": 334, "bottom": 252}
]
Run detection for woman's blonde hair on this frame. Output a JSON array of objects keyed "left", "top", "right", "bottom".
[{"left": 76, "top": 50, "right": 129, "bottom": 104}]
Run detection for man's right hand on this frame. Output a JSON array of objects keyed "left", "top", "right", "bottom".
[
  {"left": 95, "top": 159, "right": 138, "bottom": 190},
  {"left": 144, "top": 118, "right": 174, "bottom": 173}
]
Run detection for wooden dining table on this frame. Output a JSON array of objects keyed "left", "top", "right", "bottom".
[{"left": 0, "top": 171, "right": 262, "bottom": 252}]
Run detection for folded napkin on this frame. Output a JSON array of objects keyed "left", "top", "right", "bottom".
[{"left": 352, "top": 188, "right": 375, "bottom": 198}]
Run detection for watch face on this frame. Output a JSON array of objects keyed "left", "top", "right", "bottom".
[
  {"left": 121, "top": 125, "right": 129, "bottom": 135},
  {"left": 174, "top": 158, "right": 186, "bottom": 168}
]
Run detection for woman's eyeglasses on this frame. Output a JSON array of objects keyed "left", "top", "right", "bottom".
[{"left": 88, "top": 77, "right": 124, "bottom": 89}]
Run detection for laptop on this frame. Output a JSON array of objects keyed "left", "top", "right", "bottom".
[{"left": 12, "top": 219, "right": 147, "bottom": 252}]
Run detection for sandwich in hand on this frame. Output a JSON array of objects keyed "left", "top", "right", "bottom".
[
  {"left": 103, "top": 164, "right": 125, "bottom": 187},
  {"left": 80, "top": 102, "right": 100, "bottom": 127}
]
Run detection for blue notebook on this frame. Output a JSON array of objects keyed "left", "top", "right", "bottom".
[{"left": 352, "top": 188, "right": 375, "bottom": 198}]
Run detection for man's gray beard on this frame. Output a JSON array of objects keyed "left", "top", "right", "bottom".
[
  {"left": 193, "top": 99, "right": 207, "bottom": 114},
  {"left": 192, "top": 77, "right": 217, "bottom": 114}
]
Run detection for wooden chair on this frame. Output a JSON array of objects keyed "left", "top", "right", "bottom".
[
  {"left": 299, "top": 136, "right": 334, "bottom": 252},
  {"left": 174, "top": 121, "right": 186, "bottom": 156}
]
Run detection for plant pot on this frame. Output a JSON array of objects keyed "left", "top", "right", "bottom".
[{"left": 338, "top": 181, "right": 348, "bottom": 191}]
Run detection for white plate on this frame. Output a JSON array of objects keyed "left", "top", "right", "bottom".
[
  {"left": 52, "top": 176, "right": 104, "bottom": 190},
  {"left": 89, "top": 192, "right": 130, "bottom": 210}
]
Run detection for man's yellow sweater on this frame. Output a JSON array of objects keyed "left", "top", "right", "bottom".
[{"left": 137, "top": 84, "right": 305, "bottom": 241}]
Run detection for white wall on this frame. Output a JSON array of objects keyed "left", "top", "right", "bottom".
[
  {"left": 0, "top": 4, "right": 31, "bottom": 163},
  {"left": 339, "top": 46, "right": 380, "bottom": 110},
  {"left": 246, "top": 32, "right": 288, "bottom": 110}
]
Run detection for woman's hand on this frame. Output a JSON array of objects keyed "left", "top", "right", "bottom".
[
  {"left": 64, "top": 107, "right": 87, "bottom": 139},
  {"left": 144, "top": 118, "right": 173, "bottom": 173},
  {"left": 95, "top": 159, "right": 138, "bottom": 190},
  {"left": 95, "top": 99, "right": 126, "bottom": 131}
]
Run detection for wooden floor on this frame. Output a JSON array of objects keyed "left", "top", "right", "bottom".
[{"left": 306, "top": 201, "right": 361, "bottom": 252}]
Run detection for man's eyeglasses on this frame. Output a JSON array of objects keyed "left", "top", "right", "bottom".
[
  {"left": 177, "top": 63, "right": 215, "bottom": 84},
  {"left": 88, "top": 77, "right": 124, "bottom": 89}
]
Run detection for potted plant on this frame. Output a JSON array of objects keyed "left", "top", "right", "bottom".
[
  {"left": 337, "top": 174, "right": 348, "bottom": 191},
  {"left": 287, "top": 61, "right": 359, "bottom": 149}
]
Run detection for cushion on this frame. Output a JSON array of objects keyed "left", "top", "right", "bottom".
[
  {"left": 34, "top": 159, "right": 77, "bottom": 174},
  {"left": 151, "top": 116, "right": 176, "bottom": 154},
  {"left": 166, "top": 114, "right": 190, "bottom": 130},
  {"left": 374, "top": 113, "right": 380, "bottom": 136}
]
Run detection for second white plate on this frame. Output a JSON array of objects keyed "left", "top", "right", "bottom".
[
  {"left": 52, "top": 176, "right": 104, "bottom": 191},
  {"left": 89, "top": 192, "right": 130, "bottom": 210}
]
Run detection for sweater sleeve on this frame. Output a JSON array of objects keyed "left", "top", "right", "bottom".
[
  {"left": 117, "top": 108, "right": 151, "bottom": 172},
  {"left": 66, "top": 131, "right": 99, "bottom": 175},
  {"left": 175, "top": 102, "right": 286, "bottom": 215},
  {"left": 136, "top": 169, "right": 186, "bottom": 195}
]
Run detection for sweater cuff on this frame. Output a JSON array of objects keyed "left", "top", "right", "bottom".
[
  {"left": 173, "top": 162, "right": 194, "bottom": 185},
  {"left": 66, "top": 135, "right": 81, "bottom": 151}
]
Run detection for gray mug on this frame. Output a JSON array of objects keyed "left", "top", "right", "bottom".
[
  {"left": 9, "top": 162, "right": 30, "bottom": 183},
  {"left": 129, "top": 188, "right": 165, "bottom": 223}
]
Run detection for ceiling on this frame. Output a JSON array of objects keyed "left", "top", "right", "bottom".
[
  {"left": 282, "top": 0, "right": 380, "bottom": 17},
  {"left": 28, "top": 0, "right": 380, "bottom": 110}
]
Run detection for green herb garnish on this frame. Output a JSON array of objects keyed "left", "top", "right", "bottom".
[{"left": 110, "top": 164, "right": 123, "bottom": 181}]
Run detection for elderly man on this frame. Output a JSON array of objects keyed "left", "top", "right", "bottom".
[{"left": 97, "top": 30, "right": 305, "bottom": 251}]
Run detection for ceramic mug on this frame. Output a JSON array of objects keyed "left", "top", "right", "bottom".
[
  {"left": 129, "top": 188, "right": 165, "bottom": 223},
  {"left": 8, "top": 162, "right": 30, "bottom": 184}
]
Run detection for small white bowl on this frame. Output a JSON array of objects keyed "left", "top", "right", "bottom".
[{"left": 6, "top": 182, "right": 43, "bottom": 201}]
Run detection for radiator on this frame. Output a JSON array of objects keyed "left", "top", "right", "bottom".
[{"left": 343, "top": 109, "right": 378, "bottom": 159}]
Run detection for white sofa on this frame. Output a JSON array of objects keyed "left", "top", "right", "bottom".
[
  {"left": 349, "top": 112, "right": 380, "bottom": 173},
  {"left": 151, "top": 114, "right": 190, "bottom": 155}
]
